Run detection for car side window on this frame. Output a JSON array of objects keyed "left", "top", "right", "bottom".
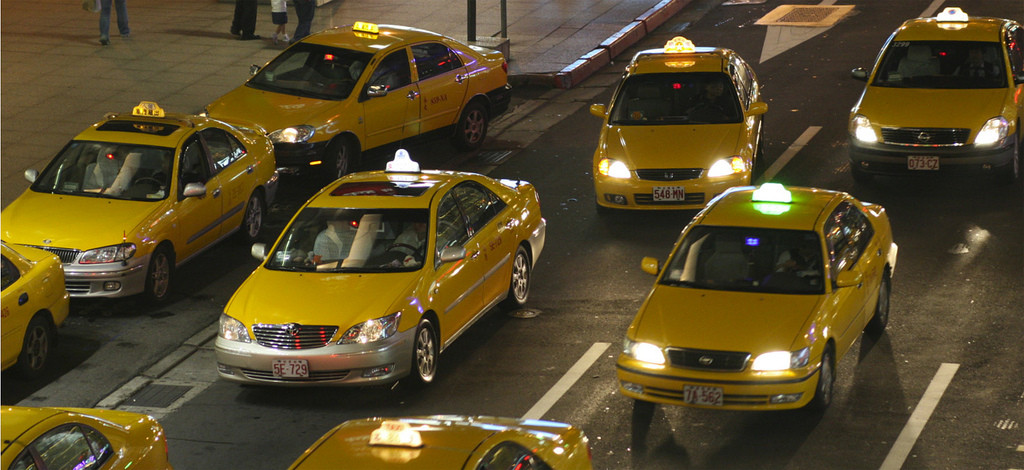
[
  {"left": 451, "top": 182, "right": 506, "bottom": 233},
  {"left": 1007, "top": 25, "right": 1024, "bottom": 76},
  {"left": 200, "top": 128, "right": 246, "bottom": 172},
  {"left": 15, "top": 424, "right": 114, "bottom": 470},
  {"left": 178, "top": 137, "right": 211, "bottom": 195},
  {"left": 475, "top": 441, "right": 552, "bottom": 470},
  {"left": 730, "top": 58, "right": 751, "bottom": 108},
  {"left": 412, "top": 42, "right": 463, "bottom": 81},
  {"left": 436, "top": 192, "right": 471, "bottom": 257},
  {"left": 1, "top": 255, "right": 19, "bottom": 290},
  {"left": 368, "top": 49, "right": 412, "bottom": 92},
  {"left": 824, "top": 202, "right": 875, "bottom": 282}
]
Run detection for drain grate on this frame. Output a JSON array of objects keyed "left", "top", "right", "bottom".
[
  {"left": 477, "top": 150, "right": 514, "bottom": 165},
  {"left": 755, "top": 5, "right": 854, "bottom": 27},
  {"left": 507, "top": 308, "right": 541, "bottom": 319},
  {"left": 125, "top": 384, "right": 191, "bottom": 408}
]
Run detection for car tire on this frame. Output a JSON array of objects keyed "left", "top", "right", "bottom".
[
  {"left": 451, "top": 101, "right": 488, "bottom": 151},
  {"left": 806, "top": 345, "right": 835, "bottom": 412},
  {"left": 16, "top": 314, "right": 54, "bottom": 378},
  {"left": 144, "top": 244, "right": 174, "bottom": 304},
  {"left": 411, "top": 319, "right": 438, "bottom": 384},
  {"left": 866, "top": 270, "right": 891, "bottom": 337},
  {"left": 323, "top": 136, "right": 357, "bottom": 183},
  {"left": 500, "top": 245, "right": 531, "bottom": 310},
  {"left": 238, "top": 190, "right": 265, "bottom": 244},
  {"left": 996, "top": 132, "right": 1020, "bottom": 186}
]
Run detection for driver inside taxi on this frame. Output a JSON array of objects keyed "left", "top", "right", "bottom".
[
  {"left": 312, "top": 219, "right": 356, "bottom": 264},
  {"left": 386, "top": 221, "right": 427, "bottom": 267}
]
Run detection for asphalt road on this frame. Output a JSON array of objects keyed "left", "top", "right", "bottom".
[{"left": 4, "top": 1, "right": 1023, "bottom": 469}]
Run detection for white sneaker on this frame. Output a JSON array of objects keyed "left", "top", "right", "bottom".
[{"left": 272, "top": 33, "right": 279, "bottom": 45}]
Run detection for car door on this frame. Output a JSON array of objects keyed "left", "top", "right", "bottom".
[
  {"left": 449, "top": 182, "right": 510, "bottom": 307},
  {"left": 173, "top": 135, "right": 224, "bottom": 259},
  {"left": 199, "top": 127, "right": 251, "bottom": 236},
  {"left": 411, "top": 42, "right": 469, "bottom": 133},
  {"left": 362, "top": 48, "right": 420, "bottom": 149},
  {"left": 823, "top": 201, "right": 874, "bottom": 357},
  {"left": 430, "top": 190, "right": 487, "bottom": 344},
  {"left": 1, "top": 253, "right": 29, "bottom": 367}
]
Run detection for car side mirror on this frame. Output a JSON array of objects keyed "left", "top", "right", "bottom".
[
  {"left": 1014, "top": 73, "right": 1024, "bottom": 85},
  {"left": 746, "top": 101, "right": 768, "bottom": 116},
  {"left": 251, "top": 243, "right": 267, "bottom": 261},
  {"left": 641, "top": 257, "right": 660, "bottom": 275},
  {"left": 366, "top": 85, "right": 388, "bottom": 98},
  {"left": 24, "top": 169, "right": 38, "bottom": 183},
  {"left": 182, "top": 182, "right": 207, "bottom": 198},
  {"left": 835, "top": 269, "right": 863, "bottom": 287},
  {"left": 249, "top": 64, "right": 261, "bottom": 76},
  {"left": 590, "top": 104, "right": 608, "bottom": 118},
  {"left": 438, "top": 245, "right": 467, "bottom": 263},
  {"left": 851, "top": 67, "right": 869, "bottom": 81}
]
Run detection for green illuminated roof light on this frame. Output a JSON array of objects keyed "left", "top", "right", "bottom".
[{"left": 751, "top": 183, "right": 792, "bottom": 204}]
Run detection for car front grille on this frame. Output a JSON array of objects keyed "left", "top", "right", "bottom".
[
  {"left": 252, "top": 324, "right": 339, "bottom": 349},
  {"left": 881, "top": 127, "right": 969, "bottom": 146},
  {"left": 635, "top": 168, "right": 704, "bottom": 181},
  {"left": 65, "top": 281, "right": 92, "bottom": 294},
  {"left": 666, "top": 348, "right": 750, "bottom": 371},
  {"left": 634, "top": 193, "right": 705, "bottom": 205},
  {"left": 26, "top": 245, "right": 80, "bottom": 264},
  {"left": 241, "top": 368, "right": 351, "bottom": 382}
]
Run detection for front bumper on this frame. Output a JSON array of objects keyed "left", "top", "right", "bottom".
[
  {"left": 594, "top": 173, "right": 747, "bottom": 210},
  {"left": 615, "top": 357, "right": 820, "bottom": 411},
  {"left": 849, "top": 138, "right": 1017, "bottom": 176},
  {"left": 215, "top": 327, "right": 415, "bottom": 386},
  {"left": 272, "top": 141, "right": 330, "bottom": 174},
  {"left": 50, "top": 254, "right": 150, "bottom": 298}
]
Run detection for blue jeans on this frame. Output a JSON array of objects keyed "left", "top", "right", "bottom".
[
  {"left": 292, "top": 0, "right": 315, "bottom": 42},
  {"left": 99, "top": 0, "right": 129, "bottom": 40}
]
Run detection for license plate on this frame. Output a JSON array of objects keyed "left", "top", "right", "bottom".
[
  {"left": 653, "top": 186, "right": 685, "bottom": 201},
  {"left": 683, "top": 385, "right": 723, "bottom": 406},
  {"left": 907, "top": 156, "right": 939, "bottom": 170},
  {"left": 272, "top": 359, "right": 309, "bottom": 378}
]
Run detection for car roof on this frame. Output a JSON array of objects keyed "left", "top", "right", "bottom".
[
  {"left": 300, "top": 23, "right": 452, "bottom": 53},
  {"left": 72, "top": 109, "right": 211, "bottom": 148},
  {"left": 305, "top": 169, "right": 480, "bottom": 210},
  {"left": 627, "top": 46, "right": 733, "bottom": 75},
  {"left": 698, "top": 185, "right": 844, "bottom": 231},
  {"left": 1, "top": 406, "right": 64, "bottom": 451},
  {"left": 895, "top": 14, "right": 1014, "bottom": 42}
]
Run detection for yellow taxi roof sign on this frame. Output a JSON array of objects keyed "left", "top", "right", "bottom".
[
  {"left": 751, "top": 182, "right": 792, "bottom": 203},
  {"left": 385, "top": 149, "right": 421, "bottom": 173},
  {"left": 369, "top": 420, "right": 423, "bottom": 448},
  {"left": 936, "top": 7, "right": 968, "bottom": 22},
  {"left": 664, "top": 36, "right": 696, "bottom": 53},
  {"left": 132, "top": 101, "right": 165, "bottom": 118},
  {"left": 353, "top": 21, "right": 380, "bottom": 34}
]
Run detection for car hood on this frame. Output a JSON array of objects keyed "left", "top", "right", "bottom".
[
  {"left": 206, "top": 85, "right": 348, "bottom": 135},
  {"left": 226, "top": 268, "right": 422, "bottom": 328},
  {"left": 0, "top": 191, "right": 163, "bottom": 250},
  {"left": 601, "top": 124, "right": 744, "bottom": 168},
  {"left": 856, "top": 87, "right": 1010, "bottom": 129},
  {"left": 633, "top": 286, "right": 822, "bottom": 352}
]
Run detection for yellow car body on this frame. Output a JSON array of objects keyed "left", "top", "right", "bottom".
[
  {"left": 0, "top": 101, "right": 279, "bottom": 302},
  {"left": 848, "top": 7, "right": 1024, "bottom": 183},
  {"left": 289, "top": 415, "right": 591, "bottom": 470},
  {"left": 1, "top": 242, "right": 69, "bottom": 377},
  {"left": 590, "top": 37, "right": 767, "bottom": 210},
  {"left": 216, "top": 151, "right": 545, "bottom": 386},
  {"left": 1, "top": 406, "right": 172, "bottom": 470},
  {"left": 616, "top": 184, "right": 898, "bottom": 411},
  {"left": 205, "top": 22, "right": 512, "bottom": 180}
]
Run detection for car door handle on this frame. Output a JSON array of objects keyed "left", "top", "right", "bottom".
[
  {"left": 18, "top": 293, "right": 28, "bottom": 306},
  {"left": 407, "top": 90, "right": 419, "bottom": 100},
  {"left": 504, "top": 219, "right": 515, "bottom": 229},
  {"left": 470, "top": 250, "right": 480, "bottom": 259},
  {"left": 247, "top": 164, "right": 255, "bottom": 174},
  {"left": 213, "top": 188, "right": 221, "bottom": 198},
  {"left": 455, "top": 74, "right": 466, "bottom": 83}
]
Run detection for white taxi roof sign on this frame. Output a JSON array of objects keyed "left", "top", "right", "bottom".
[
  {"left": 369, "top": 420, "right": 424, "bottom": 448},
  {"left": 353, "top": 21, "right": 380, "bottom": 34},
  {"left": 385, "top": 149, "right": 421, "bottom": 173},
  {"left": 936, "top": 7, "right": 968, "bottom": 22},
  {"left": 751, "top": 182, "right": 792, "bottom": 203},
  {"left": 664, "top": 36, "right": 695, "bottom": 53},
  {"left": 132, "top": 101, "right": 165, "bottom": 118}
]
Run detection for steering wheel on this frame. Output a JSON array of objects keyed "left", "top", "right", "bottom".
[{"left": 133, "top": 176, "right": 164, "bottom": 188}]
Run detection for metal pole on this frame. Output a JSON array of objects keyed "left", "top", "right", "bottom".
[
  {"left": 467, "top": 0, "right": 477, "bottom": 42},
  {"left": 500, "top": 0, "right": 507, "bottom": 38}
]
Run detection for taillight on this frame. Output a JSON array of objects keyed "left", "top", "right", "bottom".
[{"left": 502, "top": 60, "right": 508, "bottom": 74}]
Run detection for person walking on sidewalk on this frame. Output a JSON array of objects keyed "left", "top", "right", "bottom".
[
  {"left": 291, "top": 0, "right": 315, "bottom": 43},
  {"left": 98, "top": 0, "right": 129, "bottom": 46},
  {"left": 271, "top": 0, "right": 289, "bottom": 45},
  {"left": 231, "top": 0, "right": 260, "bottom": 40}
]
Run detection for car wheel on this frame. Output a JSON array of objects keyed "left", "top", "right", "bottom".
[
  {"left": 806, "top": 345, "right": 835, "bottom": 411},
  {"left": 16, "top": 314, "right": 53, "bottom": 378},
  {"left": 323, "top": 136, "right": 357, "bottom": 183},
  {"left": 412, "top": 319, "right": 438, "bottom": 384},
  {"left": 144, "top": 244, "right": 174, "bottom": 304},
  {"left": 500, "top": 245, "right": 531, "bottom": 310},
  {"left": 238, "top": 191, "right": 265, "bottom": 243},
  {"left": 451, "top": 101, "right": 488, "bottom": 151},
  {"left": 996, "top": 132, "right": 1020, "bottom": 185},
  {"left": 866, "top": 270, "right": 891, "bottom": 337}
]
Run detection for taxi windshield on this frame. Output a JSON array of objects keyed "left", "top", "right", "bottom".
[
  {"left": 660, "top": 226, "right": 824, "bottom": 294},
  {"left": 247, "top": 43, "right": 374, "bottom": 100},
  {"left": 31, "top": 141, "right": 174, "bottom": 201},
  {"left": 871, "top": 40, "right": 1007, "bottom": 89},
  {"left": 610, "top": 72, "right": 742, "bottom": 125},
  {"left": 266, "top": 207, "right": 429, "bottom": 273}
]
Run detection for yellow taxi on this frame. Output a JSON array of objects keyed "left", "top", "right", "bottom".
[
  {"left": 215, "top": 150, "right": 545, "bottom": 386},
  {"left": 849, "top": 7, "right": 1024, "bottom": 184},
  {"left": 1, "top": 242, "right": 69, "bottom": 378},
  {"left": 0, "top": 101, "right": 279, "bottom": 303},
  {"left": 1, "top": 406, "right": 172, "bottom": 469},
  {"left": 589, "top": 36, "right": 767, "bottom": 211},
  {"left": 616, "top": 183, "right": 898, "bottom": 411},
  {"left": 289, "top": 416, "right": 591, "bottom": 470},
  {"left": 205, "top": 21, "right": 512, "bottom": 181}
]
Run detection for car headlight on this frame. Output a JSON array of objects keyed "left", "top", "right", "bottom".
[
  {"left": 751, "top": 347, "right": 810, "bottom": 371},
  {"left": 851, "top": 114, "right": 878, "bottom": 143},
  {"left": 707, "top": 156, "right": 746, "bottom": 177},
  {"left": 339, "top": 312, "right": 401, "bottom": 344},
  {"left": 623, "top": 338, "right": 666, "bottom": 365},
  {"left": 598, "top": 158, "right": 631, "bottom": 179},
  {"left": 268, "top": 125, "right": 315, "bottom": 144},
  {"left": 79, "top": 243, "right": 136, "bottom": 264},
  {"left": 219, "top": 313, "right": 251, "bottom": 343},
  {"left": 974, "top": 116, "right": 1008, "bottom": 146}
]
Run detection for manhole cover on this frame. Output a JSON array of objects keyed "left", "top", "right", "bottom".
[
  {"left": 125, "top": 384, "right": 191, "bottom": 408},
  {"left": 477, "top": 150, "right": 514, "bottom": 165},
  {"left": 755, "top": 5, "right": 854, "bottom": 27},
  {"left": 507, "top": 308, "right": 541, "bottom": 319}
]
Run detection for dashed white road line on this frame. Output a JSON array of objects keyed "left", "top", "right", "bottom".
[
  {"left": 522, "top": 342, "right": 610, "bottom": 421},
  {"left": 880, "top": 363, "right": 960, "bottom": 470},
  {"left": 759, "top": 126, "right": 822, "bottom": 183}
]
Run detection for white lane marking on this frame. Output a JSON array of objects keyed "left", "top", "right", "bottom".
[
  {"left": 880, "top": 363, "right": 960, "bottom": 470},
  {"left": 920, "top": 0, "right": 945, "bottom": 18},
  {"left": 759, "top": 126, "right": 822, "bottom": 183},
  {"left": 522, "top": 342, "right": 610, "bottom": 421}
]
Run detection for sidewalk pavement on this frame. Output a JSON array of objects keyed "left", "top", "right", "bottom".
[{"left": 1, "top": 0, "right": 691, "bottom": 208}]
